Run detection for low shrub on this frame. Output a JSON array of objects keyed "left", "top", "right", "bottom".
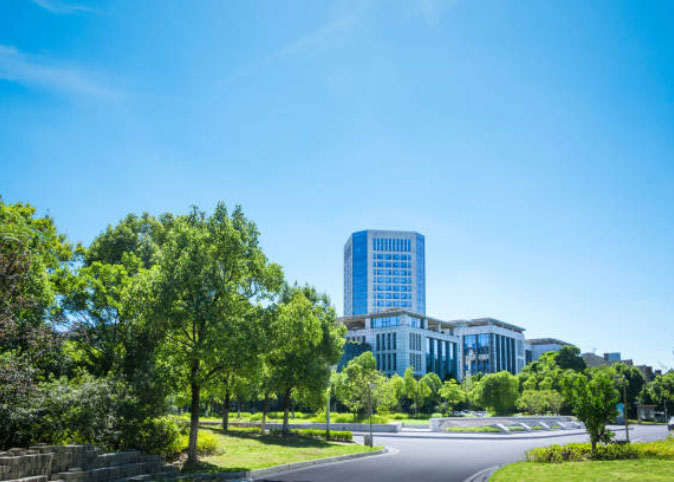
[
  {"left": 636, "top": 437, "right": 674, "bottom": 460},
  {"left": 248, "top": 413, "right": 263, "bottom": 422},
  {"left": 430, "top": 412, "right": 444, "bottom": 419},
  {"left": 391, "top": 413, "right": 408, "bottom": 420},
  {"left": 131, "top": 417, "right": 183, "bottom": 458},
  {"left": 527, "top": 443, "right": 640, "bottom": 463},
  {"left": 179, "top": 431, "right": 222, "bottom": 455},
  {"left": 446, "top": 426, "right": 501, "bottom": 433},
  {"left": 269, "top": 429, "right": 353, "bottom": 442}
]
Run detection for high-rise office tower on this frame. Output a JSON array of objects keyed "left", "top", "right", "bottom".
[{"left": 343, "top": 230, "right": 425, "bottom": 316}]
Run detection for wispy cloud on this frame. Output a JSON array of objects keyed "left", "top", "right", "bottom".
[
  {"left": 0, "top": 45, "right": 121, "bottom": 99},
  {"left": 221, "top": 16, "right": 356, "bottom": 84},
  {"left": 30, "top": 0, "right": 99, "bottom": 15}
]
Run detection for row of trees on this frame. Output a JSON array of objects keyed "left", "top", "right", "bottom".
[{"left": 0, "top": 198, "right": 345, "bottom": 464}]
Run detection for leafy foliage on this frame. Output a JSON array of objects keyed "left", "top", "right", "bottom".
[
  {"left": 333, "top": 352, "right": 396, "bottom": 416},
  {"left": 562, "top": 371, "right": 619, "bottom": 452},
  {"left": 473, "top": 371, "right": 519, "bottom": 415}
]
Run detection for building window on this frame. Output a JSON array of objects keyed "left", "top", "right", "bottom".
[{"left": 393, "top": 333, "right": 397, "bottom": 350}]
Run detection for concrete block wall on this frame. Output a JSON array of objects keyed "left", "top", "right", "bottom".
[{"left": 0, "top": 445, "right": 174, "bottom": 482}]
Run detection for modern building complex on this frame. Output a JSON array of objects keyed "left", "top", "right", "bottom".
[
  {"left": 454, "top": 318, "right": 527, "bottom": 378},
  {"left": 340, "top": 228, "right": 575, "bottom": 380},
  {"left": 343, "top": 230, "right": 426, "bottom": 316},
  {"left": 340, "top": 310, "right": 460, "bottom": 379},
  {"left": 337, "top": 311, "right": 527, "bottom": 381},
  {"left": 524, "top": 338, "right": 574, "bottom": 364}
]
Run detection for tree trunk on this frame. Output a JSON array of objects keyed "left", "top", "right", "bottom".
[
  {"left": 261, "top": 393, "right": 269, "bottom": 434},
  {"left": 222, "top": 389, "right": 231, "bottom": 431},
  {"left": 237, "top": 400, "right": 241, "bottom": 418},
  {"left": 187, "top": 361, "right": 201, "bottom": 465},
  {"left": 282, "top": 388, "right": 291, "bottom": 434}
]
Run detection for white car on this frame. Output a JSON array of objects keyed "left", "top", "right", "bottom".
[{"left": 668, "top": 416, "right": 674, "bottom": 431}]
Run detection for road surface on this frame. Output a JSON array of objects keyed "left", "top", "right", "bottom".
[{"left": 255, "top": 424, "right": 669, "bottom": 482}]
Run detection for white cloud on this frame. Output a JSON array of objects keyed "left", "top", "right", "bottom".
[
  {"left": 0, "top": 45, "right": 121, "bottom": 99},
  {"left": 221, "top": 16, "right": 356, "bottom": 84},
  {"left": 30, "top": 0, "right": 99, "bottom": 15}
]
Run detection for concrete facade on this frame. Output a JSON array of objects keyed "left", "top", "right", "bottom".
[
  {"left": 524, "top": 338, "right": 574, "bottom": 362},
  {"left": 340, "top": 310, "right": 459, "bottom": 378},
  {"left": 339, "top": 311, "right": 527, "bottom": 380}
]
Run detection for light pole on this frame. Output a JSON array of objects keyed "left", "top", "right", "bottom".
[
  {"left": 367, "top": 382, "right": 374, "bottom": 447},
  {"left": 326, "top": 387, "right": 331, "bottom": 440},
  {"left": 616, "top": 374, "right": 629, "bottom": 443}
]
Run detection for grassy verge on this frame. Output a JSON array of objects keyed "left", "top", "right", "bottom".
[
  {"left": 491, "top": 459, "right": 674, "bottom": 481},
  {"left": 446, "top": 426, "right": 501, "bottom": 433},
  {"left": 183, "top": 428, "right": 382, "bottom": 473}
]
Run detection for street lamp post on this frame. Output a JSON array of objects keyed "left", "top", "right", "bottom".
[
  {"left": 326, "top": 388, "right": 331, "bottom": 441},
  {"left": 618, "top": 375, "right": 629, "bottom": 443},
  {"left": 367, "top": 382, "right": 374, "bottom": 447}
]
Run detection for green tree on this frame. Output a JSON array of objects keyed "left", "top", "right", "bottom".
[
  {"left": 473, "top": 371, "right": 519, "bottom": 415},
  {"left": 149, "top": 203, "right": 282, "bottom": 463},
  {"left": 389, "top": 373, "right": 406, "bottom": 411},
  {"left": 563, "top": 371, "right": 619, "bottom": 453},
  {"left": 438, "top": 379, "right": 465, "bottom": 415},
  {"left": 267, "top": 286, "right": 345, "bottom": 433},
  {"left": 402, "top": 366, "right": 430, "bottom": 415},
  {"left": 554, "top": 345, "right": 586, "bottom": 372},
  {"left": 336, "top": 352, "right": 396, "bottom": 416},
  {"left": 612, "top": 362, "right": 645, "bottom": 418},
  {"left": 1, "top": 199, "right": 72, "bottom": 353},
  {"left": 419, "top": 372, "right": 442, "bottom": 413},
  {"left": 641, "top": 371, "right": 674, "bottom": 417},
  {"left": 517, "top": 390, "right": 547, "bottom": 415}
]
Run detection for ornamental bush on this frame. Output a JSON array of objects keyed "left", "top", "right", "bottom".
[
  {"left": 527, "top": 442, "right": 642, "bottom": 463},
  {"left": 270, "top": 429, "right": 353, "bottom": 442}
]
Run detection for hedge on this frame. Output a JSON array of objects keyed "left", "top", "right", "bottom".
[
  {"left": 269, "top": 429, "right": 353, "bottom": 442},
  {"left": 527, "top": 437, "right": 674, "bottom": 463}
]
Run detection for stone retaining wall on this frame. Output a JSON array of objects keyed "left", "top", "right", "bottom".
[{"left": 0, "top": 445, "right": 176, "bottom": 482}]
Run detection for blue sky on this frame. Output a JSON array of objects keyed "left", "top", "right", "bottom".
[{"left": 1, "top": 0, "right": 673, "bottom": 369}]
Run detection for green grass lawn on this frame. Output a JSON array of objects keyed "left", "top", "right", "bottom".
[
  {"left": 446, "top": 426, "right": 501, "bottom": 433},
  {"left": 185, "top": 428, "right": 382, "bottom": 473},
  {"left": 399, "top": 419, "right": 431, "bottom": 425},
  {"left": 491, "top": 459, "right": 674, "bottom": 481}
]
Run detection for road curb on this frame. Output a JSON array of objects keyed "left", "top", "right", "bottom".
[
  {"left": 248, "top": 446, "right": 391, "bottom": 480},
  {"left": 462, "top": 465, "right": 501, "bottom": 482},
  {"left": 354, "top": 429, "right": 590, "bottom": 441}
]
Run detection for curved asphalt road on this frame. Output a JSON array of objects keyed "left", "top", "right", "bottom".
[{"left": 254, "top": 425, "right": 669, "bottom": 482}]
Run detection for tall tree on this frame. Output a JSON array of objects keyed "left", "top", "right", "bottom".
[
  {"left": 438, "top": 379, "right": 466, "bottom": 415},
  {"left": 149, "top": 203, "right": 282, "bottom": 463},
  {"left": 554, "top": 345, "right": 586, "bottom": 372},
  {"left": 611, "top": 362, "right": 645, "bottom": 418},
  {"left": 268, "top": 286, "right": 345, "bottom": 433},
  {"left": 335, "top": 352, "right": 396, "bottom": 416},
  {"left": 563, "top": 371, "right": 618, "bottom": 453},
  {"left": 473, "top": 371, "right": 519, "bottom": 415}
]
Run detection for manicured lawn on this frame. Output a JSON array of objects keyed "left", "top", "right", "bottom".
[
  {"left": 400, "top": 418, "right": 431, "bottom": 425},
  {"left": 187, "top": 428, "right": 382, "bottom": 472},
  {"left": 492, "top": 459, "right": 674, "bottom": 481},
  {"left": 446, "top": 426, "right": 501, "bottom": 433}
]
